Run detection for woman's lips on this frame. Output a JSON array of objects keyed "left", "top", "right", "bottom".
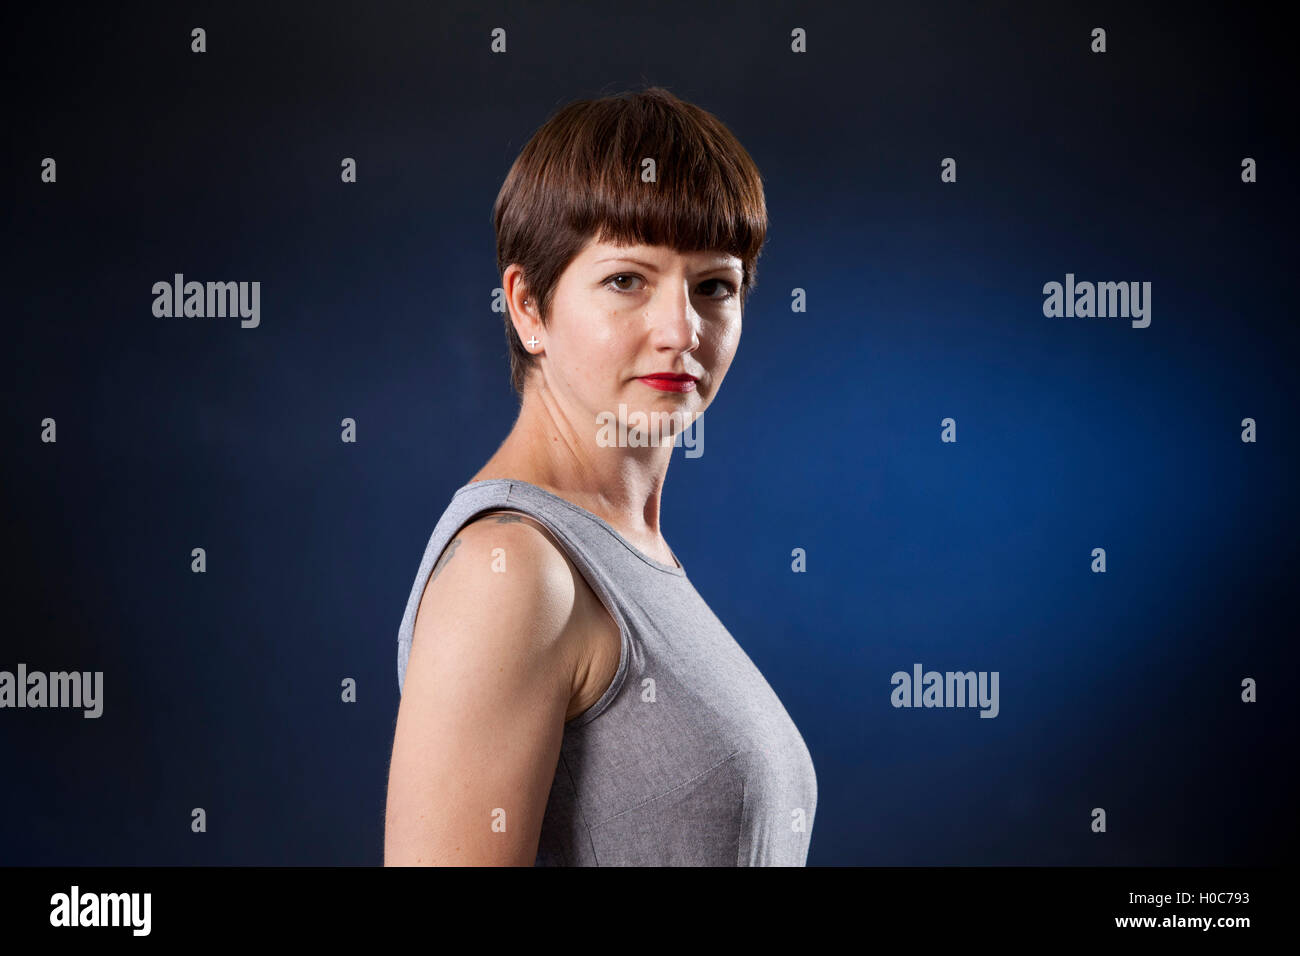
[{"left": 638, "top": 375, "right": 697, "bottom": 392}]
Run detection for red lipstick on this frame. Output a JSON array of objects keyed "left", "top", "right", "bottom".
[{"left": 638, "top": 374, "right": 697, "bottom": 392}]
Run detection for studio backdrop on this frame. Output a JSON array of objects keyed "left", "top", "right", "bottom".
[{"left": 3, "top": 1, "right": 1294, "bottom": 865}]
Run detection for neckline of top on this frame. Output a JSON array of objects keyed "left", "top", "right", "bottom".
[{"left": 455, "top": 478, "right": 686, "bottom": 575}]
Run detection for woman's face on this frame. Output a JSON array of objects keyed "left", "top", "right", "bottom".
[{"left": 525, "top": 235, "right": 744, "bottom": 441}]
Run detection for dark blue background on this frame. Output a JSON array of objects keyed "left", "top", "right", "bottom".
[{"left": 4, "top": 0, "right": 1295, "bottom": 865}]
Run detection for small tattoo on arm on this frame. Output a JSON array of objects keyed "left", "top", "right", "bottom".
[{"left": 430, "top": 537, "right": 461, "bottom": 582}]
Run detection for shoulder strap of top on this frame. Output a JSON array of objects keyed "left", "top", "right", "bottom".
[{"left": 396, "top": 481, "right": 632, "bottom": 729}]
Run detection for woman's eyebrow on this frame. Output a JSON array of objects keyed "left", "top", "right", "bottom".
[
  {"left": 594, "top": 256, "right": 742, "bottom": 276},
  {"left": 593, "top": 256, "right": 659, "bottom": 269}
]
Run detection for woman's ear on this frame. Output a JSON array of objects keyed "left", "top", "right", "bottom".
[{"left": 503, "top": 265, "right": 544, "bottom": 353}]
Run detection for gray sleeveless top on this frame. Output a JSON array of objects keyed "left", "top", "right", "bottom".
[{"left": 395, "top": 478, "right": 817, "bottom": 866}]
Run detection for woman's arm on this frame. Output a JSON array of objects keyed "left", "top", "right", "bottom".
[{"left": 384, "top": 515, "right": 586, "bottom": 865}]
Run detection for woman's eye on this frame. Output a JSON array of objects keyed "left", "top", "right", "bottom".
[
  {"left": 606, "top": 274, "right": 644, "bottom": 293},
  {"left": 701, "top": 278, "right": 738, "bottom": 300}
]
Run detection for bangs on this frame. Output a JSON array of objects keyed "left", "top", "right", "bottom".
[{"left": 560, "top": 95, "right": 766, "bottom": 277}]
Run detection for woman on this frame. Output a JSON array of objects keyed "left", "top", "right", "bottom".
[{"left": 385, "top": 87, "right": 817, "bottom": 865}]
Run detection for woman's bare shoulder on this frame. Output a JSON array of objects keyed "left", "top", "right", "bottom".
[{"left": 447, "top": 509, "right": 621, "bottom": 723}]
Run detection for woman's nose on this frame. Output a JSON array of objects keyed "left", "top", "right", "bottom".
[{"left": 649, "top": 283, "right": 701, "bottom": 350}]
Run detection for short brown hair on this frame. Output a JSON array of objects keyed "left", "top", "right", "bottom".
[{"left": 492, "top": 86, "right": 768, "bottom": 396}]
